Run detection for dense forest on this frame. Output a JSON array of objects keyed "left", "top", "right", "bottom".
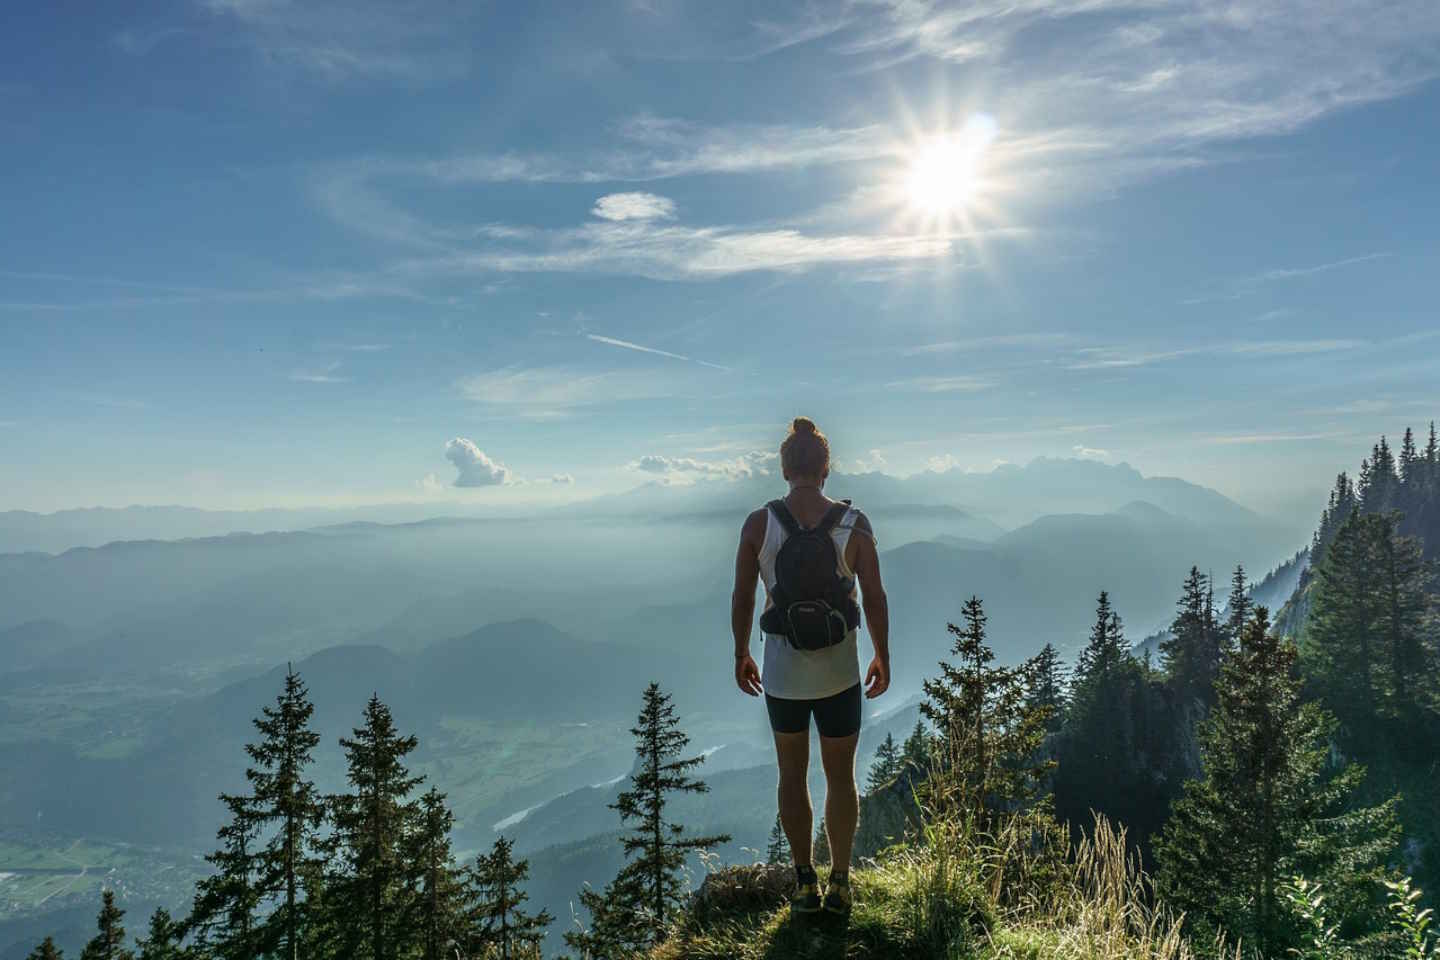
[{"left": 26, "top": 424, "right": 1440, "bottom": 959}]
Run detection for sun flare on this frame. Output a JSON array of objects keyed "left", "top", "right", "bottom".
[{"left": 903, "top": 114, "right": 997, "bottom": 217}]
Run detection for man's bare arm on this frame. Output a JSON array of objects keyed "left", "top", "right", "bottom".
[
  {"left": 731, "top": 509, "right": 766, "bottom": 696},
  {"left": 850, "top": 512, "right": 891, "bottom": 697}
]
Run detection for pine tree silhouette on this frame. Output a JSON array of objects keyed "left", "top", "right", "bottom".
[
  {"left": 1157, "top": 608, "right": 1399, "bottom": 955},
  {"left": 1222, "top": 564, "right": 1251, "bottom": 657},
  {"left": 327, "top": 694, "right": 423, "bottom": 960},
  {"left": 135, "top": 908, "right": 183, "bottom": 960},
  {"left": 468, "top": 835, "right": 552, "bottom": 960},
  {"left": 79, "top": 889, "right": 132, "bottom": 960},
  {"left": 865, "top": 732, "right": 902, "bottom": 792},
  {"left": 244, "top": 665, "right": 324, "bottom": 960},
  {"left": 187, "top": 792, "right": 263, "bottom": 960},
  {"left": 1026, "top": 642, "right": 1068, "bottom": 732},
  {"left": 406, "top": 787, "right": 466, "bottom": 960},
  {"left": 1305, "top": 511, "right": 1435, "bottom": 734},
  {"left": 566, "top": 682, "right": 729, "bottom": 955},
  {"left": 1161, "top": 567, "right": 1222, "bottom": 706},
  {"left": 764, "top": 813, "right": 787, "bottom": 864},
  {"left": 901, "top": 718, "right": 929, "bottom": 774},
  {"left": 920, "top": 596, "right": 1053, "bottom": 819},
  {"left": 26, "top": 937, "right": 64, "bottom": 960}
]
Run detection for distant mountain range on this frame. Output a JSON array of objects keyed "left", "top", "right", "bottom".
[{"left": 1, "top": 458, "right": 1299, "bottom": 556}]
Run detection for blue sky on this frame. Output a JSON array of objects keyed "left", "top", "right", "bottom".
[{"left": 2, "top": 0, "right": 1438, "bottom": 517}]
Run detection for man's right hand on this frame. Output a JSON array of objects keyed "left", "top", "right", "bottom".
[{"left": 735, "top": 653, "right": 762, "bottom": 697}]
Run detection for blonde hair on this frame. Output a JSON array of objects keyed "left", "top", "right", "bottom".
[{"left": 780, "top": 416, "right": 830, "bottom": 480}]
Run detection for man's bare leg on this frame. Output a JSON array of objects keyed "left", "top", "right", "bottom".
[
  {"left": 818, "top": 732, "right": 860, "bottom": 871},
  {"left": 773, "top": 730, "right": 812, "bottom": 865}
]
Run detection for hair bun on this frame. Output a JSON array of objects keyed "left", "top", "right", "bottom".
[{"left": 792, "top": 416, "right": 817, "bottom": 434}]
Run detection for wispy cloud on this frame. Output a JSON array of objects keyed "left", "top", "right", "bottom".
[
  {"left": 457, "top": 366, "right": 679, "bottom": 419},
  {"left": 883, "top": 375, "right": 994, "bottom": 393},
  {"left": 385, "top": 220, "right": 961, "bottom": 282},
  {"left": 290, "top": 361, "right": 349, "bottom": 384},
  {"left": 185, "top": 0, "right": 479, "bottom": 83},
  {"left": 1066, "top": 338, "right": 1363, "bottom": 370},
  {"left": 898, "top": 333, "right": 1071, "bottom": 356},
  {"left": 585, "top": 333, "right": 729, "bottom": 370},
  {"left": 1182, "top": 252, "right": 1392, "bottom": 304},
  {"left": 592, "top": 192, "right": 677, "bottom": 221},
  {"left": 1202, "top": 432, "right": 1347, "bottom": 445}
]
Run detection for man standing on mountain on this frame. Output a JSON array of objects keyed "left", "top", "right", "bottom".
[{"left": 731, "top": 416, "right": 891, "bottom": 920}]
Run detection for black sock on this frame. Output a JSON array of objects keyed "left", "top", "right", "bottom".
[
  {"left": 829, "top": 870, "right": 849, "bottom": 886},
  {"left": 795, "top": 864, "right": 817, "bottom": 885}
]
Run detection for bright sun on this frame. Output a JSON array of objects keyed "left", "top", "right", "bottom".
[{"left": 903, "top": 114, "right": 997, "bottom": 218}]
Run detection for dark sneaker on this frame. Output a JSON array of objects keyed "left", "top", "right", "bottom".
[
  {"left": 791, "top": 878, "right": 822, "bottom": 915},
  {"left": 823, "top": 876, "right": 852, "bottom": 918}
]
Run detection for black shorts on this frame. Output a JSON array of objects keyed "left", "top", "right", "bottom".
[{"left": 765, "top": 683, "right": 863, "bottom": 738}]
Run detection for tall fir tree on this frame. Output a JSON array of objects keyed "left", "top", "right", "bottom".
[
  {"left": 865, "top": 732, "right": 902, "bottom": 792},
  {"left": 1055, "top": 592, "right": 1150, "bottom": 830},
  {"left": 467, "top": 835, "right": 552, "bottom": 960},
  {"left": 919, "top": 596, "right": 1053, "bottom": 819},
  {"left": 27, "top": 937, "right": 63, "bottom": 960},
  {"left": 1026, "top": 642, "right": 1068, "bottom": 733},
  {"left": 1156, "top": 608, "right": 1399, "bottom": 956},
  {"left": 1222, "top": 564, "right": 1251, "bottom": 657},
  {"left": 327, "top": 694, "right": 423, "bottom": 960},
  {"left": 1161, "top": 567, "right": 1222, "bottom": 706},
  {"left": 187, "top": 792, "right": 263, "bottom": 960},
  {"left": 135, "top": 908, "right": 184, "bottom": 960},
  {"left": 567, "top": 683, "right": 729, "bottom": 955},
  {"left": 764, "top": 813, "right": 787, "bottom": 865},
  {"left": 1303, "top": 510, "right": 1437, "bottom": 736},
  {"left": 243, "top": 666, "right": 324, "bottom": 960},
  {"left": 901, "top": 718, "right": 930, "bottom": 773},
  {"left": 405, "top": 788, "right": 467, "bottom": 960},
  {"left": 79, "top": 890, "right": 133, "bottom": 960}
]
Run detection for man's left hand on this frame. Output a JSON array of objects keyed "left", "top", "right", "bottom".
[{"left": 864, "top": 656, "right": 890, "bottom": 699}]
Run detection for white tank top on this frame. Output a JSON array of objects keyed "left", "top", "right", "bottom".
[{"left": 758, "top": 501, "right": 866, "bottom": 700}]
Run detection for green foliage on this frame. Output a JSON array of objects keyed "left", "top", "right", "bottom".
[
  {"left": 903, "top": 718, "right": 932, "bottom": 775},
  {"left": 324, "top": 694, "right": 424, "bottom": 960},
  {"left": 1156, "top": 608, "right": 1399, "bottom": 957},
  {"left": 186, "top": 792, "right": 263, "bottom": 960},
  {"left": 1281, "top": 876, "right": 1346, "bottom": 960},
  {"left": 405, "top": 787, "right": 467, "bottom": 960},
  {"left": 867, "top": 732, "right": 903, "bottom": 793},
  {"left": 1027, "top": 643, "right": 1068, "bottom": 733},
  {"left": 565, "top": 682, "right": 729, "bottom": 957},
  {"left": 27, "top": 936, "right": 64, "bottom": 960},
  {"left": 467, "top": 835, "right": 552, "bottom": 960},
  {"left": 243, "top": 665, "right": 324, "bottom": 960},
  {"left": 78, "top": 889, "right": 132, "bottom": 960},
  {"left": 764, "top": 814, "right": 787, "bottom": 865},
  {"left": 1161, "top": 568, "right": 1223, "bottom": 707},
  {"left": 1385, "top": 875, "right": 1437, "bottom": 960},
  {"left": 920, "top": 597, "right": 1054, "bottom": 821},
  {"left": 135, "top": 908, "right": 184, "bottom": 960}
]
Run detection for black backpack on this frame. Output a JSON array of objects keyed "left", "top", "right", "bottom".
[{"left": 758, "top": 498, "right": 861, "bottom": 651}]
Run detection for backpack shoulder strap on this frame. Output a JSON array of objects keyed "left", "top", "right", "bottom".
[
  {"left": 816, "top": 499, "right": 853, "bottom": 536},
  {"left": 766, "top": 499, "right": 801, "bottom": 536}
]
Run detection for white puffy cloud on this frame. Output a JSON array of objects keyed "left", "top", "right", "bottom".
[
  {"left": 445, "top": 437, "right": 512, "bottom": 487},
  {"left": 1072, "top": 444, "right": 1110, "bottom": 460},
  {"left": 548, "top": 473, "right": 575, "bottom": 485},
  {"left": 847, "top": 449, "right": 888, "bottom": 474},
  {"left": 631, "top": 450, "right": 775, "bottom": 481},
  {"left": 927, "top": 454, "right": 962, "bottom": 473},
  {"left": 592, "top": 192, "right": 677, "bottom": 222}
]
